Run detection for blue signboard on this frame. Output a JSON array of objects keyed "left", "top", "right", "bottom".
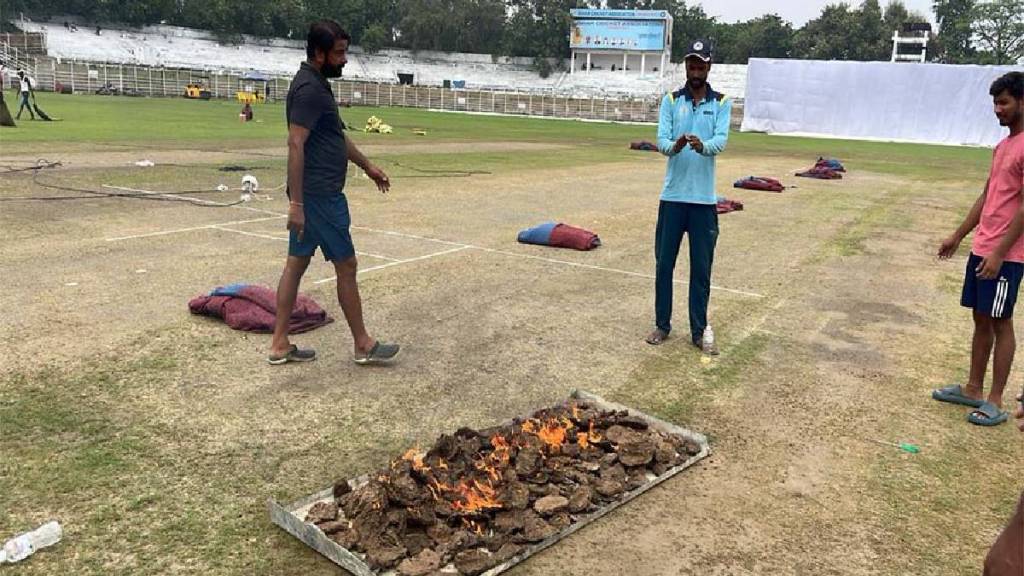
[
  {"left": 569, "top": 9, "right": 669, "bottom": 20},
  {"left": 570, "top": 19, "right": 666, "bottom": 51}
]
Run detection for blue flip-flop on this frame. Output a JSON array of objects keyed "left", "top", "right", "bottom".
[
  {"left": 267, "top": 345, "right": 316, "bottom": 365},
  {"left": 932, "top": 384, "right": 985, "bottom": 408},
  {"left": 353, "top": 341, "right": 400, "bottom": 365},
  {"left": 967, "top": 402, "right": 1008, "bottom": 426}
]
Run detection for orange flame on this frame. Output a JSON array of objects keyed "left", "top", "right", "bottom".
[
  {"left": 451, "top": 479, "right": 502, "bottom": 513},
  {"left": 489, "top": 435, "right": 512, "bottom": 465},
  {"left": 427, "top": 477, "right": 451, "bottom": 502},
  {"left": 472, "top": 434, "right": 513, "bottom": 481},
  {"left": 576, "top": 432, "right": 589, "bottom": 448},
  {"left": 537, "top": 421, "right": 566, "bottom": 448},
  {"left": 491, "top": 434, "right": 510, "bottom": 451},
  {"left": 538, "top": 416, "right": 574, "bottom": 449},
  {"left": 474, "top": 457, "right": 501, "bottom": 482},
  {"left": 576, "top": 420, "right": 601, "bottom": 448},
  {"left": 400, "top": 448, "right": 427, "bottom": 471},
  {"left": 520, "top": 416, "right": 580, "bottom": 451}
]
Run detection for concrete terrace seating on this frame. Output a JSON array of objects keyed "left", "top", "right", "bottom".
[{"left": 25, "top": 21, "right": 748, "bottom": 99}]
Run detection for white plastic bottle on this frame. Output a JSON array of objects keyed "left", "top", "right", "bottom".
[
  {"left": 702, "top": 325, "right": 715, "bottom": 351},
  {"left": 0, "top": 521, "right": 62, "bottom": 563}
]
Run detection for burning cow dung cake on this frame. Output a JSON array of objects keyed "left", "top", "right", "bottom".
[{"left": 269, "top": 391, "right": 709, "bottom": 576}]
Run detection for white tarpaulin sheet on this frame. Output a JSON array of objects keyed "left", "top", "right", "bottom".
[{"left": 741, "top": 58, "right": 1021, "bottom": 147}]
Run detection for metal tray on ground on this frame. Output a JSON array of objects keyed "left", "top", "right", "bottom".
[{"left": 268, "top": 389, "right": 711, "bottom": 576}]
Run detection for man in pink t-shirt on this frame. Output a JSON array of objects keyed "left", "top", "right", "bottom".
[{"left": 935, "top": 72, "right": 1024, "bottom": 427}]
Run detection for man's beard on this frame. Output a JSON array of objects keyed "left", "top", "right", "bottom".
[
  {"left": 323, "top": 63, "right": 343, "bottom": 78},
  {"left": 687, "top": 77, "right": 706, "bottom": 91}
]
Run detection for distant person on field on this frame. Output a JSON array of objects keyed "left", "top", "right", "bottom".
[
  {"left": 241, "top": 101, "right": 253, "bottom": 122},
  {"left": 646, "top": 39, "right": 731, "bottom": 354},
  {"left": 935, "top": 72, "right": 1024, "bottom": 426},
  {"left": 268, "top": 20, "right": 399, "bottom": 366},
  {"left": 14, "top": 70, "right": 34, "bottom": 120}
]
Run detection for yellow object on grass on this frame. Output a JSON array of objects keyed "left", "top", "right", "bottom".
[
  {"left": 236, "top": 91, "right": 265, "bottom": 104},
  {"left": 363, "top": 116, "right": 393, "bottom": 134}
]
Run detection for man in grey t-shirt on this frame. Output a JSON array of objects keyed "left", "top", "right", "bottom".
[{"left": 268, "top": 20, "right": 399, "bottom": 366}]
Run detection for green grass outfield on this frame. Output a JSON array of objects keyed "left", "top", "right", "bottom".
[{"left": 1, "top": 92, "right": 992, "bottom": 182}]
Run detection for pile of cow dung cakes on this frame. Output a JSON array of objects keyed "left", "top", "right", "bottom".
[{"left": 304, "top": 400, "right": 702, "bottom": 576}]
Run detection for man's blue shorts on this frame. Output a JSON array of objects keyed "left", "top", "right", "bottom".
[
  {"left": 288, "top": 193, "right": 355, "bottom": 262},
  {"left": 962, "top": 252, "right": 1024, "bottom": 319}
]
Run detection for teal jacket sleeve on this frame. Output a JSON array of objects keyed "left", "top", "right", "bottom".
[
  {"left": 657, "top": 93, "right": 677, "bottom": 156},
  {"left": 700, "top": 97, "right": 731, "bottom": 157}
]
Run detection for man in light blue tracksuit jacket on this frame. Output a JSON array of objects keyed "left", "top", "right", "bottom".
[{"left": 646, "top": 39, "right": 731, "bottom": 354}]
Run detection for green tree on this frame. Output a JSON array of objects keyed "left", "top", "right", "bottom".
[
  {"left": 932, "top": 0, "right": 977, "bottom": 62},
  {"left": 792, "top": 3, "right": 858, "bottom": 60},
  {"left": 972, "top": 0, "right": 1024, "bottom": 64},
  {"left": 716, "top": 14, "right": 794, "bottom": 64},
  {"left": 672, "top": 4, "right": 717, "bottom": 61},
  {"left": 790, "top": 1, "right": 905, "bottom": 61},
  {"left": 501, "top": 0, "right": 584, "bottom": 60},
  {"left": 396, "top": 0, "right": 506, "bottom": 53},
  {"left": 882, "top": 0, "right": 930, "bottom": 29},
  {"left": 396, "top": 0, "right": 451, "bottom": 51},
  {"left": 360, "top": 22, "right": 390, "bottom": 53},
  {"left": 854, "top": 0, "right": 889, "bottom": 60},
  {"left": 453, "top": 0, "right": 506, "bottom": 53}
]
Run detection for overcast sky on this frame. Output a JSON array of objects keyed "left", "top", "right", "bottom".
[{"left": 694, "top": 0, "right": 937, "bottom": 26}]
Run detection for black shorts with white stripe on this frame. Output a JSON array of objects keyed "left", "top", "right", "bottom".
[{"left": 962, "top": 252, "right": 1024, "bottom": 319}]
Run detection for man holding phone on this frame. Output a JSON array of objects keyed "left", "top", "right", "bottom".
[{"left": 646, "top": 39, "right": 731, "bottom": 354}]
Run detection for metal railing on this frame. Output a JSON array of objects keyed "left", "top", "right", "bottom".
[
  {"left": 334, "top": 81, "right": 660, "bottom": 122},
  {"left": 26, "top": 58, "right": 664, "bottom": 122},
  {"left": 0, "top": 32, "right": 46, "bottom": 54},
  {"left": 0, "top": 43, "right": 34, "bottom": 77}
]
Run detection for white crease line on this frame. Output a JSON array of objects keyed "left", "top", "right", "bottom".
[
  {"left": 351, "top": 225, "right": 470, "bottom": 248},
  {"left": 108, "top": 212, "right": 763, "bottom": 298},
  {"left": 313, "top": 246, "right": 471, "bottom": 285},
  {"left": 355, "top": 251, "right": 403, "bottom": 263},
  {"left": 352, "top": 226, "right": 764, "bottom": 299},
  {"left": 101, "top": 184, "right": 285, "bottom": 217},
  {"left": 105, "top": 215, "right": 285, "bottom": 242},
  {"left": 210, "top": 226, "right": 287, "bottom": 242},
  {"left": 210, "top": 226, "right": 401, "bottom": 261}
]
